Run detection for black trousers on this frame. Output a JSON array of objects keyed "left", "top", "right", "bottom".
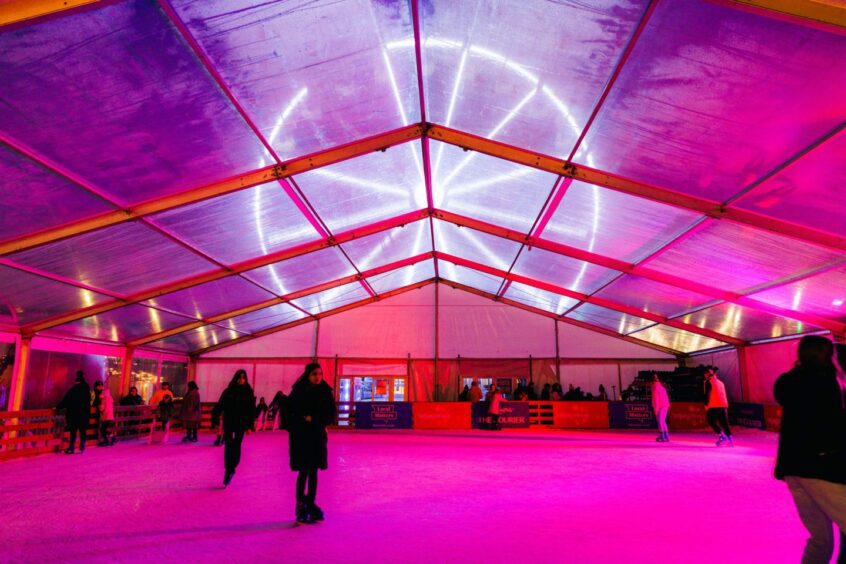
[
  {"left": 490, "top": 414, "right": 500, "bottom": 430},
  {"left": 223, "top": 430, "right": 245, "bottom": 473},
  {"left": 68, "top": 421, "right": 88, "bottom": 450},
  {"left": 707, "top": 408, "right": 732, "bottom": 437},
  {"left": 296, "top": 468, "right": 318, "bottom": 503}
]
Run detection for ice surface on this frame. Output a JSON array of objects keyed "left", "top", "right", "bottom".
[{"left": 0, "top": 429, "right": 812, "bottom": 563}]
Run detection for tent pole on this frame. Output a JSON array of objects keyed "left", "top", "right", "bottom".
[
  {"left": 434, "top": 282, "right": 439, "bottom": 402},
  {"left": 554, "top": 320, "right": 561, "bottom": 387},
  {"left": 9, "top": 336, "right": 30, "bottom": 411},
  {"left": 312, "top": 319, "right": 320, "bottom": 361}
]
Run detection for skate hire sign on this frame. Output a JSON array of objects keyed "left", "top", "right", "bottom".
[
  {"left": 608, "top": 402, "right": 657, "bottom": 429},
  {"left": 355, "top": 402, "right": 413, "bottom": 429},
  {"left": 471, "top": 401, "right": 530, "bottom": 429}
]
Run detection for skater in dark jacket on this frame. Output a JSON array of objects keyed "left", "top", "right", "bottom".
[
  {"left": 180, "top": 381, "right": 201, "bottom": 443},
  {"left": 267, "top": 390, "right": 288, "bottom": 431},
  {"left": 288, "top": 362, "right": 335, "bottom": 524},
  {"left": 57, "top": 371, "right": 91, "bottom": 454},
  {"left": 774, "top": 335, "right": 846, "bottom": 564},
  {"left": 220, "top": 370, "right": 255, "bottom": 485}
]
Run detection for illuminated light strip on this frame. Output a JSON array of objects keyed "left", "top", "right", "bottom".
[
  {"left": 309, "top": 169, "right": 412, "bottom": 198},
  {"left": 432, "top": 48, "right": 469, "bottom": 182}
]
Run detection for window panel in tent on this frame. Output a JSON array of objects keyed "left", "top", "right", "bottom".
[
  {"left": 146, "top": 325, "right": 244, "bottom": 353},
  {"left": 749, "top": 266, "right": 846, "bottom": 324},
  {"left": 217, "top": 303, "right": 306, "bottom": 335},
  {"left": 170, "top": 0, "right": 419, "bottom": 160},
  {"left": 0, "top": 265, "right": 112, "bottom": 327},
  {"left": 433, "top": 219, "right": 521, "bottom": 271},
  {"left": 430, "top": 141, "right": 557, "bottom": 233},
  {"left": 576, "top": 0, "right": 846, "bottom": 202},
  {"left": 628, "top": 324, "right": 726, "bottom": 354},
  {"left": 289, "top": 282, "right": 371, "bottom": 316},
  {"left": 0, "top": 0, "right": 269, "bottom": 205},
  {"left": 542, "top": 181, "right": 703, "bottom": 263},
  {"left": 679, "top": 302, "right": 820, "bottom": 342},
  {"left": 566, "top": 303, "right": 655, "bottom": 335},
  {"left": 365, "top": 261, "right": 436, "bottom": 294},
  {"left": 509, "top": 246, "right": 620, "bottom": 296},
  {"left": 340, "top": 220, "right": 432, "bottom": 271},
  {"left": 293, "top": 146, "right": 427, "bottom": 234},
  {"left": 0, "top": 146, "right": 115, "bottom": 242},
  {"left": 144, "top": 277, "right": 275, "bottom": 320},
  {"left": 733, "top": 130, "right": 846, "bottom": 238},
  {"left": 151, "top": 183, "right": 320, "bottom": 266},
  {"left": 640, "top": 221, "right": 844, "bottom": 294},
  {"left": 592, "top": 275, "right": 716, "bottom": 319},
  {"left": 422, "top": 0, "right": 648, "bottom": 158},
  {"left": 49, "top": 304, "right": 196, "bottom": 343},
  {"left": 8, "top": 222, "right": 218, "bottom": 296},
  {"left": 503, "top": 282, "right": 578, "bottom": 315},
  {"left": 243, "top": 248, "right": 355, "bottom": 297},
  {"left": 438, "top": 263, "right": 505, "bottom": 296}
]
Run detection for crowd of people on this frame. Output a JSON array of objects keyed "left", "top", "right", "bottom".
[{"left": 458, "top": 381, "right": 610, "bottom": 402}]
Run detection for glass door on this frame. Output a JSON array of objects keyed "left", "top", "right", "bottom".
[{"left": 337, "top": 376, "right": 408, "bottom": 425}]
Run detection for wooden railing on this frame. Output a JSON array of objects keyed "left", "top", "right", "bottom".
[{"left": 0, "top": 409, "right": 65, "bottom": 460}]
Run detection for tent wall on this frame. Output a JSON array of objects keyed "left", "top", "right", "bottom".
[
  {"left": 689, "top": 348, "right": 742, "bottom": 402},
  {"left": 556, "top": 322, "right": 675, "bottom": 359},
  {"left": 203, "top": 321, "right": 316, "bottom": 359},
  {"left": 742, "top": 339, "right": 800, "bottom": 404}
]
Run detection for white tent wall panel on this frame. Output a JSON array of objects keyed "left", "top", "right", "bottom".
[
  {"left": 559, "top": 364, "right": 620, "bottom": 399},
  {"left": 437, "top": 286, "right": 557, "bottom": 358},
  {"left": 253, "top": 362, "right": 306, "bottom": 404},
  {"left": 203, "top": 321, "right": 316, "bottom": 358},
  {"left": 556, "top": 322, "right": 675, "bottom": 359},
  {"left": 317, "top": 286, "right": 435, "bottom": 359},
  {"left": 194, "top": 362, "right": 247, "bottom": 404}
]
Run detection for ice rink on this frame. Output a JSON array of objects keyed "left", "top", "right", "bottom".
[{"left": 1, "top": 429, "right": 817, "bottom": 563}]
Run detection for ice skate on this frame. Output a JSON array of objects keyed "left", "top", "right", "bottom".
[
  {"left": 295, "top": 501, "right": 310, "bottom": 524},
  {"left": 64, "top": 448, "right": 74, "bottom": 455},
  {"left": 223, "top": 471, "right": 233, "bottom": 486},
  {"left": 716, "top": 433, "right": 727, "bottom": 446},
  {"left": 655, "top": 434, "right": 664, "bottom": 442},
  {"left": 308, "top": 502, "right": 324, "bottom": 522}
]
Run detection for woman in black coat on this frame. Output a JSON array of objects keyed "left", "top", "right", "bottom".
[
  {"left": 287, "top": 362, "right": 335, "bottom": 523},
  {"left": 57, "top": 371, "right": 91, "bottom": 454},
  {"left": 774, "top": 335, "right": 846, "bottom": 563},
  {"left": 219, "top": 369, "right": 255, "bottom": 486}
]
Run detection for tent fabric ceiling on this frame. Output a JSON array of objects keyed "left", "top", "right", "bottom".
[{"left": 1, "top": 0, "right": 845, "bottom": 356}]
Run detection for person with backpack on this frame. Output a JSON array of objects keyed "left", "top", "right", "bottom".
[
  {"left": 219, "top": 370, "right": 255, "bottom": 486},
  {"left": 287, "top": 363, "right": 335, "bottom": 523},
  {"left": 57, "top": 371, "right": 91, "bottom": 454}
]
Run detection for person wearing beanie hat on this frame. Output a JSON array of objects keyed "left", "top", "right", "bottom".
[{"left": 57, "top": 371, "right": 91, "bottom": 454}]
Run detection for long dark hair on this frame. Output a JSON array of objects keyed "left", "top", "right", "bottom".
[
  {"left": 796, "top": 335, "right": 835, "bottom": 372},
  {"left": 229, "top": 369, "right": 250, "bottom": 388},
  {"left": 293, "top": 362, "right": 323, "bottom": 391}
]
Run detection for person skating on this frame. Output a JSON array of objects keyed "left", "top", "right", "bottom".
[
  {"left": 255, "top": 397, "right": 268, "bottom": 431},
  {"left": 704, "top": 368, "right": 733, "bottom": 446},
  {"left": 267, "top": 390, "right": 288, "bottom": 431},
  {"left": 149, "top": 382, "right": 174, "bottom": 444},
  {"left": 775, "top": 335, "right": 846, "bottom": 563},
  {"left": 57, "top": 371, "right": 91, "bottom": 454},
  {"left": 288, "top": 363, "right": 335, "bottom": 524},
  {"left": 651, "top": 372, "right": 671, "bottom": 443},
  {"left": 180, "top": 381, "right": 201, "bottom": 443},
  {"left": 97, "top": 386, "right": 116, "bottom": 446},
  {"left": 91, "top": 380, "right": 103, "bottom": 443},
  {"left": 220, "top": 370, "right": 255, "bottom": 486},
  {"left": 488, "top": 384, "right": 504, "bottom": 431}
]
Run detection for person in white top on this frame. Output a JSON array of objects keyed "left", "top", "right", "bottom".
[
  {"left": 488, "top": 385, "right": 504, "bottom": 431},
  {"left": 651, "top": 372, "right": 671, "bottom": 443}
]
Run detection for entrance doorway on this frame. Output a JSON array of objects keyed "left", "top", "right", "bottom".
[{"left": 337, "top": 376, "right": 407, "bottom": 426}]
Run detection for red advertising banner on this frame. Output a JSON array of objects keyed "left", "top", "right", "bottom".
[
  {"left": 552, "top": 402, "right": 610, "bottom": 429},
  {"left": 413, "top": 402, "right": 471, "bottom": 429},
  {"left": 764, "top": 404, "right": 783, "bottom": 432},
  {"left": 668, "top": 402, "right": 709, "bottom": 429}
]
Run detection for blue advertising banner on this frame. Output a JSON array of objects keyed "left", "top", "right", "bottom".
[
  {"left": 471, "top": 401, "right": 530, "bottom": 429},
  {"left": 730, "top": 403, "right": 766, "bottom": 430},
  {"left": 608, "top": 402, "right": 656, "bottom": 429},
  {"left": 355, "top": 402, "right": 413, "bottom": 429}
]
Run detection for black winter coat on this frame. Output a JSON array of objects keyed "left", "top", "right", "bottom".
[
  {"left": 774, "top": 365, "right": 846, "bottom": 484},
  {"left": 57, "top": 382, "right": 91, "bottom": 425},
  {"left": 120, "top": 394, "right": 144, "bottom": 407},
  {"left": 287, "top": 380, "right": 335, "bottom": 471},
  {"left": 219, "top": 383, "right": 255, "bottom": 432}
]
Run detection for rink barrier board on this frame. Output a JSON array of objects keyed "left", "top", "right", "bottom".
[
  {"left": 552, "top": 402, "right": 611, "bottom": 429},
  {"left": 412, "top": 402, "right": 471, "bottom": 429},
  {"left": 0, "top": 409, "right": 64, "bottom": 460}
]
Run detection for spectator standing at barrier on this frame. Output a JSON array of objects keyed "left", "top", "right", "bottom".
[
  {"left": 775, "top": 335, "right": 846, "bottom": 564},
  {"left": 598, "top": 384, "right": 608, "bottom": 401},
  {"left": 255, "top": 397, "right": 268, "bottom": 431},
  {"left": 704, "top": 368, "right": 733, "bottom": 446},
  {"left": 288, "top": 362, "right": 335, "bottom": 524},
  {"left": 469, "top": 381, "right": 483, "bottom": 402},
  {"left": 651, "top": 373, "right": 671, "bottom": 443},
  {"left": 98, "top": 387, "right": 116, "bottom": 447},
  {"left": 180, "top": 381, "right": 201, "bottom": 443},
  {"left": 527, "top": 381, "right": 537, "bottom": 400},
  {"left": 488, "top": 384, "right": 504, "bottom": 431},
  {"left": 92, "top": 381, "right": 103, "bottom": 443},
  {"left": 459, "top": 385, "right": 470, "bottom": 401},
  {"left": 220, "top": 370, "right": 255, "bottom": 486},
  {"left": 57, "top": 371, "right": 91, "bottom": 454},
  {"left": 149, "top": 382, "right": 174, "bottom": 445},
  {"left": 541, "top": 383, "right": 551, "bottom": 400},
  {"left": 120, "top": 386, "right": 144, "bottom": 406},
  {"left": 551, "top": 383, "right": 563, "bottom": 401}
]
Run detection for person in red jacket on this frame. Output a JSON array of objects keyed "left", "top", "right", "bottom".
[{"left": 704, "top": 368, "right": 733, "bottom": 446}]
